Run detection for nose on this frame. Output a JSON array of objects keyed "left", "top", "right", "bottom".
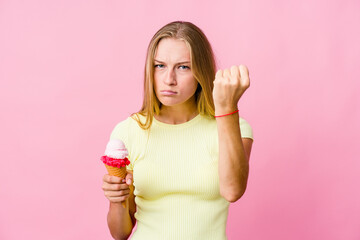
[{"left": 164, "top": 68, "right": 176, "bottom": 85}]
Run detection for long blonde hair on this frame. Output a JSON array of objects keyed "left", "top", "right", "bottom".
[{"left": 132, "top": 21, "right": 217, "bottom": 130}]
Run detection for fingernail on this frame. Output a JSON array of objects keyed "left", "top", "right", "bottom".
[
  {"left": 127, "top": 179, "right": 131, "bottom": 184},
  {"left": 122, "top": 179, "right": 126, "bottom": 183}
]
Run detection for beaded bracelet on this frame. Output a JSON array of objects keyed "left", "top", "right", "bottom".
[{"left": 214, "top": 109, "right": 239, "bottom": 118}]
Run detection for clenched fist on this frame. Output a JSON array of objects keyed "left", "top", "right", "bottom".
[{"left": 213, "top": 65, "right": 250, "bottom": 115}]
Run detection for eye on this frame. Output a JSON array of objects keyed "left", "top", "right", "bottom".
[
  {"left": 154, "top": 64, "right": 165, "bottom": 68},
  {"left": 179, "top": 65, "right": 190, "bottom": 70}
]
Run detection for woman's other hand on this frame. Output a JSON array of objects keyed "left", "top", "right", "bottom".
[{"left": 213, "top": 65, "right": 250, "bottom": 115}]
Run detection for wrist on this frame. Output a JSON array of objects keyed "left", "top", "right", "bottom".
[
  {"left": 110, "top": 201, "right": 128, "bottom": 210},
  {"left": 214, "top": 105, "right": 238, "bottom": 116}
]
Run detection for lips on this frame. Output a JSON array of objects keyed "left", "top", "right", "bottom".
[{"left": 160, "top": 90, "right": 177, "bottom": 95}]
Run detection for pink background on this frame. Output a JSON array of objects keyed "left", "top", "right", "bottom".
[{"left": 1, "top": 0, "right": 359, "bottom": 239}]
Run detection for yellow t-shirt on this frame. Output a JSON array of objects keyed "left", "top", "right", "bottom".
[{"left": 110, "top": 113, "right": 253, "bottom": 240}]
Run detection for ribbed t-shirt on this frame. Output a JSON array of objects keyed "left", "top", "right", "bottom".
[{"left": 109, "top": 113, "right": 253, "bottom": 240}]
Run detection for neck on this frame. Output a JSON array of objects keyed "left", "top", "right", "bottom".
[{"left": 155, "top": 100, "right": 198, "bottom": 125}]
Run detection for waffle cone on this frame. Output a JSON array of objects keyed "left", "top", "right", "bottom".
[
  {"left": 105, "top": 164, "right": 128, "bottom": 209},
  {"left": 105, "top": 165, "right": 127, "bottom": 178}
]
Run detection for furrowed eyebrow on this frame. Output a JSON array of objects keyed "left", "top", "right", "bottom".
[{"left": 154, "top": 59, "right": 190, "bottom": 65}]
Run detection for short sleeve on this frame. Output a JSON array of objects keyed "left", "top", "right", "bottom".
[
  {"left": 239, "top": 117, "right": 254, "bottom": 140},
  {"left": 109, "top": 118, "right": 134, "bottom": 171}
]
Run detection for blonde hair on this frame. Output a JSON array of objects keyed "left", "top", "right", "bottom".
[{"left": 131, "top": 21, "right": 217, "bottom": 130}]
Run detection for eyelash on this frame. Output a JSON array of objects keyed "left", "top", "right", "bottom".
[
  {"left": 154, "top": 64, "right": 164, "bottom": 68},
  {"left": 154, "top": 64, "right": 190, "bottom": 70},
  {"left": 179, "top": 65, "right": 190, "bottom": 70}
]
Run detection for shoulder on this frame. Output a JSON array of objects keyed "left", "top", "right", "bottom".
[
  {"left": 239, "top": 116, "right": 251, "bottom": 127},
  {"left": 110, "top": 114, "right": 148, "bottom": 139},
  {"left": 110, "top": 117, "right": 131, "bottom": 139}
]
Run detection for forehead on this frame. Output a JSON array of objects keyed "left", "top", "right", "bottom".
[{"left": 154, "top": 38, "right": 190, "bottom": 62}]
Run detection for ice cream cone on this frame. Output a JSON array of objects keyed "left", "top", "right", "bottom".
[
  {"left": 101, "top": 139, "right": 131, "bottom": 209},
  {"left": 105, "top": 165, "right": 127, "bottom": 179}
]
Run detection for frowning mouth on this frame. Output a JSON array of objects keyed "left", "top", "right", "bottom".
[{"left": 160, "top": 90, "right": 177, "bottom": 95}]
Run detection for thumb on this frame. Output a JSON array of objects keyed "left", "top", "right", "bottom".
[{"left": 125, "top": 172, "right": 133, "bottom": 185}]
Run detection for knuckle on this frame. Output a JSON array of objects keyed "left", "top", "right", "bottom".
[
  {"left": 108, "top": 175, "right": 114, "bottom": 183},
  {"left": 242, "top": 80, "right": 250, "bottom": 87},
  {"left": 103, "top": 174, "right": 109, "bottom": 182},
  {"left": 121, "top": 189, "right": 129, "bottom": 195},
  {"left": 113, "top": 176, "right": 121, "bottom": 182},
  {"left": 102, "top": 182, "right": 110, "bottom": 191}
]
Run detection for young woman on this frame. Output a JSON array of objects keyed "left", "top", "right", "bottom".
[{"left": 102, "top": 21, "right": 253, "bottom": 240}]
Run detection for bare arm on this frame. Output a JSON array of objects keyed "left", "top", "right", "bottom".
[
  {"left": 103, "top": 172, "right": 136, "bottom": 240},
  {"left": 107, "top": 202, "right": 133, "bottom": 240},
  {"left": 216, "top": 112, "right": 253, "bottom": 202},
  {"left": 213, "top": 65, "right": 253, "bottom": 203}
]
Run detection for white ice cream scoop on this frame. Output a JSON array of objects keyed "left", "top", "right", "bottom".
[{"left": 104, "top": 139, "right": 128, "bottom": 159}]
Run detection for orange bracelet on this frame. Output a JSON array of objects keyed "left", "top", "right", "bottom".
[{"left": 214, "top": 109, "right": 239, "bottom": 118}]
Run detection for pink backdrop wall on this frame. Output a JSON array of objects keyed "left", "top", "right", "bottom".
[{"left": 1, "top": 0, "right": 359, "bottom": 239}]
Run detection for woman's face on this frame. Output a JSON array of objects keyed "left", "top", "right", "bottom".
[{"left": 153, "top": 38, "right": 198, "bottom": 110}]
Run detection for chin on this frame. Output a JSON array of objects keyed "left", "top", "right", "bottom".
[
  {"left": 158, "top": 98, "right": 185, "bottom": 107},
  {"left": 160, "top": 100, "right": 181, "bottom": 107}
]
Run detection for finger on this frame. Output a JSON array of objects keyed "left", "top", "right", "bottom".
[
  {"left": 230, "top": 65, "right": 240, "bottom": 82},
  {"left": 102, "top": 182, "right": 114, "bottom": 191},
  {"left": 239, "top": 65, "right": 250, "bottom": 87},
  {"left": 103, "top": 174, "right": 110, "bottom": 182},
  {"left": 125, "top": 173, "right": 133, "bottom": 185},
  {"left": 105, "top": 183, "right": 130, "bottom": 191},
  {"left": 223, "top": 69, "right": 231, "bottom": 80},
  {"left": 104, "top": 174, "right": 122, "bottom": 184},
  {"left": 215, "top": 69, "right": 223, "bottom": 80},
  {"left": 105, "top": 189, "right": 130, "bottom": 197}
]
